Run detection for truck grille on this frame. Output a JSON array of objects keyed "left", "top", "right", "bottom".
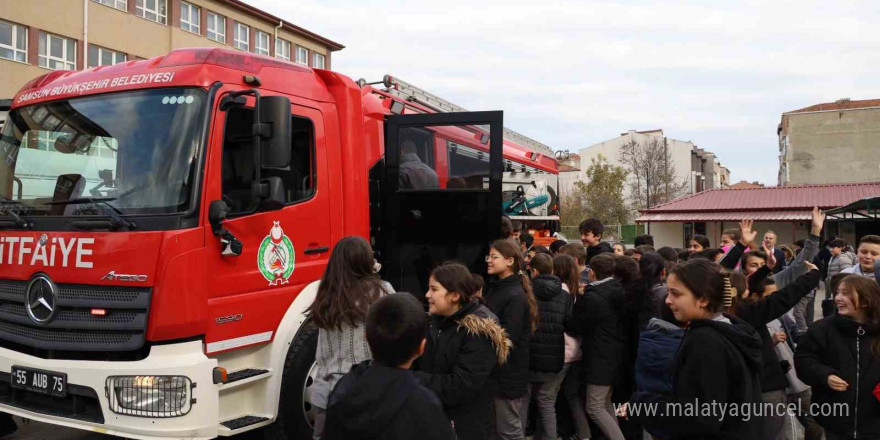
[{"left": 0, "top": 280, "right": 150, "bottom": 352}]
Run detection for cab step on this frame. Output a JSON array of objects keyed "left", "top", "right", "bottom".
[
  {"left": 218, "top": 368, "right": 272, "bottom": 391},
  {"left": 225, "top": 368, "right": 269, "bottom": 384},
  {"left": 221, "top": 415, "right": 270, "bottom": 430}
]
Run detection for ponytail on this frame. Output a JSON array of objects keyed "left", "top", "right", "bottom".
[
  {"left": 519, "top": 271, "right": 538, "bottom": 334},
  {"left": 491, "top": 239, "right": 539, "bottom": 334}
]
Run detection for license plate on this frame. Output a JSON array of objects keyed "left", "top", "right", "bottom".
[{"left": 10, "top": 366, "right": 67, "bottom": 398}]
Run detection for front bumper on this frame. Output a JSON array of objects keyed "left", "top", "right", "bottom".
[{"left": 0, "top": 341, "right": 218, "bottom": 439}]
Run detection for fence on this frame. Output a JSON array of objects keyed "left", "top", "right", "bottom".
[{"left": 559, "top": 224, "right": 645, "bottom": 245}]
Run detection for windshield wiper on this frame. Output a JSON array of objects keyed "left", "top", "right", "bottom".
[
  {"left": 45, "top": 197, "right": 136, "bottom": 229},
  {"left": 0, "top": 195, "right": 32, "bottom": 230}
]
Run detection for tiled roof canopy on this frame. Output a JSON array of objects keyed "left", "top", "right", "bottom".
[{"left": 636, "top": 182, "right": 880, "bottom": 222}]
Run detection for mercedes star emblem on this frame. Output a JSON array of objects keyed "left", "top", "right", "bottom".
[{"left": 26, "top": 275, "right": 58, "bottom": 325}]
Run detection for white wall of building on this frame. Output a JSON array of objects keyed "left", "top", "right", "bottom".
[
  {"left": 578, "top": 131, "right": 697, "bottom": 205},
  {"left": 558, "top": 170, "right": 581, "bottom": 199},
  {"left": 647, "top": 222, "right": 685, "bottom": 248},
  {"left": 646, "top": 220, "right": 813, "bottom": 251}
]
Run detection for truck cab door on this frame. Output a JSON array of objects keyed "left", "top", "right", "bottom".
[
  {"left": 378, "top": 111, "right": 503, "bottom": 295},
  {"left": 204, "top": 101, "right": 331, "bottom": 353}
]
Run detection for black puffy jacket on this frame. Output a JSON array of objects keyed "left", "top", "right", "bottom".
[
  {"left": 569, "top": 278, "right": 628, "bottom": 385},
  {"left": 416, "top": 301, "right": 511, "bottom": 440},
  {"left": 484, "top": 274, "right": 531, "bottom": 399},
  {"left": 324, "top": 362, "right": 455, "bottom": 440},
  {"left": 795, "top": 314, "right": 880, "bottom": 439},
  {"left": 586, "top": 241, "right": 614, "bottom": 265},
  {"left": 529, "top": 274, "right": 571, "bottom": 374},
  {"left": 735, "top": 269, "right": 821, "bottom": 393},
  {"left": 630, "top": 314, "right": 765, "bottom": 440}
]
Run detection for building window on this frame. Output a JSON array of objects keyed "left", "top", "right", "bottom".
[
  {"left": 233, "top": 23, "right": 249, "bottom": 51},
  {"left": 0, "top": 20, "right": 27, "bottom": 63},
  {"left": 275, "top": 38, "right": 291, "bottom": 61},
  {"left": 295, "top": 46, "right": 308, "bottom": 65},
  {"left": 91, "top": 0, "right": 127, "bottom": 11},
  {"left": 136, "top": 0, "right": 168, "bottom": 25},
  {"left": 206, "top": 12, "right": 226, "bottom": 43},
  {"left": 254, "top": 30, "right": 270, "bottom": 56},
  {"left": 313, "top": 53, "right": 325, "bottom": 69},
  {"left": 38, "top": 32, "right": 76, "bottom": 71},
  {"left": 180, "top": 2, "right": 200, "bottom": 34},
  {"left": 88, "top": 45, "right": 126, "bottom": 68}
]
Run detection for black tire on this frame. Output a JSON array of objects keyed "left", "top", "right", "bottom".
[{"left": 262, "top": 321, "right": 318, "bottom": 440}]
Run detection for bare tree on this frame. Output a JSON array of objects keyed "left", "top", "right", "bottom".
[{"left": 619, "top": 137, "right": 688, "bottom": 210}]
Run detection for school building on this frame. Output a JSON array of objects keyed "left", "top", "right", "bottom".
[{"left": 0, "top": 0, "right": 344, "bottom": 98}]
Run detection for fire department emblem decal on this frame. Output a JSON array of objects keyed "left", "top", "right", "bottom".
[{"left": 258, "top": 221, "right": 295, "bottom": 286}]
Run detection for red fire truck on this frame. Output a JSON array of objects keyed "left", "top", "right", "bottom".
[{"left": 0, "top": 47, "right": 557, "bottom": 439}]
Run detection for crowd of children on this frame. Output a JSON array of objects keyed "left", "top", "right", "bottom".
[{"left": 306, "top": 212, "right": 880, "bottom": 440}]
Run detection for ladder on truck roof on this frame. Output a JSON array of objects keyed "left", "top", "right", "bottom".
[{"left": 377, "top": 75, "right": 554, "bottom": 157}]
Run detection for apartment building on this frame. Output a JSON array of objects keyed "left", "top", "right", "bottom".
[{"left": 778, "top": 98, "right": 880, "bottom": 186}]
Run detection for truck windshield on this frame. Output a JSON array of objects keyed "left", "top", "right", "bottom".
[{"left": 0, "top": 88, "right": 207, "bottom": 216}]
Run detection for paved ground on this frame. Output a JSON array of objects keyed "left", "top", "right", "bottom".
[{"left": 7, "top": 416, "right": 265, "bottom": 439}]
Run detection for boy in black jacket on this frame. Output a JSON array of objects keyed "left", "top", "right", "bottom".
[
  {"left": 323, "top": 294, "right": 455, "bottom": 440},
  {"left": 569, "top": 252, "right": 627, "bottom": 440},
  {"left": 580, "top": 218, "right": 613, "bottom": 266}
]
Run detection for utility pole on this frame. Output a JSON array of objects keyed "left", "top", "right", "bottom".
[{"left": 645, "top": 166, "right": 651, "bottom": 235}]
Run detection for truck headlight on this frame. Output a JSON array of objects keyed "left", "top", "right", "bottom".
[{"left": 106, "top": 376, "right": 195, "bottom": 417}]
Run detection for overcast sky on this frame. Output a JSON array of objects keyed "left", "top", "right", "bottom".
[{"left": 249, "top": 0, "right": 878, "bottom": 186}]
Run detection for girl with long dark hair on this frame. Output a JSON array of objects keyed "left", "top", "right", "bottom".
[
  {"left": 687, "top": 235, "right": 711, "bottom": 255},
  {"left": 484, "top": 239, "right": 538, "bottom": 440},
  {"left": 416, "top": 263, "right": 510, "bottom": 440},
  {"left": 307, "top": 236, "right": 393, "bottom": 439},
  {"left": 625, "top": 259, "right": 764, "bottom": 440},
  {"left": 795, "top": 275, "right": 880, "bottom": 439}
]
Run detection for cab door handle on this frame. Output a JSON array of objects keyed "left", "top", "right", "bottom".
[{"left": 304, "top": 246, "right": 329, "bottom": 255}]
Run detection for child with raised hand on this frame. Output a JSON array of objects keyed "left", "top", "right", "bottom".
[
  {"left": 416, "top": 263, "right": 511, "bottom": 440},
  {"left": 484, "top": 239, "right": 538, "bottom": 440},
  {"left": 624, "top": 259, "right": 764, "bottom": 440},
  {"left": 523, "top": 253, "right": 572, "bottom": 440},
  {"left": 795, "top": 275, "right": 880, "bottom": 440},
  {"left": 322, "top": 294, "right": 455, "bottom": 440},
  {"left": 729, "top": 254, "right": 822, "bottom": 440},
  {"left": 307, "top": 236, "right": 394, "bottom": 440}
]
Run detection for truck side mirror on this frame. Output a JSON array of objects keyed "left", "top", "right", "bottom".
[
  {"left": 259, "top": 96, "right": 291, "bottom": 168},
  {"left": 208, "top": 200, "right": 243, "bottom": 256},
  {"left": 208, "top": 200, "right": 228, "bottom": 235}
]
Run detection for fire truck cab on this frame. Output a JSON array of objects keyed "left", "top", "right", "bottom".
[{"left": 0, "top": 48, "right": 557, "bottom": 439}]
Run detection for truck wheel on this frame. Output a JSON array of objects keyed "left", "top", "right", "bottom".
[{"left": 262, "top": 321, "right": 318, "bottom": 440}]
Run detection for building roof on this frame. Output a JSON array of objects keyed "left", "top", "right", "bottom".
[
  {"left": 636, "top": 182, "right": 880, "bottom": 222},
  {"left": 786, "top": 98, "right": 880, "bottom": 114},
  {"left": 730, "top": 180, "right": 765, "bottom": 189},
  {"left": 558, "top": 164, "right": 580, "bottom": 172},
  {"left": 620, "top": 129, "right": 664, "bottom": 137},
  {"left": 221, "top": 0, "right": 345, "bottom": 51}
]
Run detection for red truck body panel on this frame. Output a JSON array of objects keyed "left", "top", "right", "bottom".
[{"left": 6, "top": 48, "right": 557, "bottom": 351}]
